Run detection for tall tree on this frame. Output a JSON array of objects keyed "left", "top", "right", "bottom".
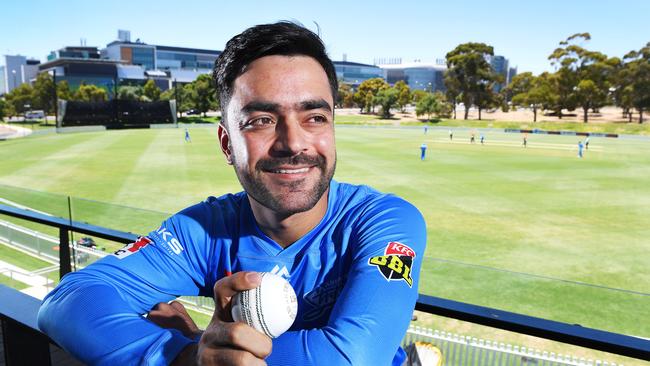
[
  {"left": 355, "top": 78, "right": 388, "bottom": 113},
  {"left": 0, "top": 98, "right": 7, "bottom": 121},
  {"left": 189, "top": 74, "right": 218, "bottom": 117},
  {"left": 547, "top": 32, "right": 613, "bottom": 121},
  {"left": 74, "top": 84, "right": 108, "bottom": 102},
  {"left": 623, "top": 42, "right": 650, "bottom": 123},
  {"left": 609, "top": 57, "right": 634, "bottom": 122},
  {"left": 393, "top": 80, "right": 411, "bottom": 112},
  {"left": 32, "top": 72, "right": 56, "bottom": 115},
  {"left": 507, "top": 72, "right": 546, "bottom": 122},
  {"left": 6, "top": 83, "right": 34, "bottom": 114},
  {"left": 416, "top": 92, "right": 452, "bottom": 121},
  {"left": 445, "top": 42, "right": 497, "bottom": 120},
  {"left": 336, "top": 82, "right": 354, "bottom": 108},
  {"left": 117, "top": 85, "right": 144, "bottom": 101},
  {"left": 143, "top": 79, "right": 162, "bottom": 102},
  {"left": 57, "top": 80, "right": 73, "bottom": 101},
  {"left": 373, "top": 87, "right": 399, "bottom": 118}
]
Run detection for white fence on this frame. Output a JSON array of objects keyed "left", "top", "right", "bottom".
[{"left": 402, "top": 326, "right": 620, "bottom": 366}]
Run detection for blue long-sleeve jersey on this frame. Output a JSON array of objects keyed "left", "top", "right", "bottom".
[{"left": 38, "top": 180, "right": 427, "bottom": 365}]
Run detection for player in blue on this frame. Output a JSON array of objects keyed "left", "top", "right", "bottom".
[
  {"left": 578, "top": 140, "right": 584, "bottom": 158},
  {"left": 420, "top": 142, "right": 427, "bottom": 160},
  {"left": 38, "top": 22, "right": 427, "bottom": 366},
  {"left": 184, "top": 128, "right": 191, "bottom": 143}
]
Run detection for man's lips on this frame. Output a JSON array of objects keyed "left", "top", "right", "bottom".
[{"left": 263, "top": 166, "right": 315, "bottom": 174}]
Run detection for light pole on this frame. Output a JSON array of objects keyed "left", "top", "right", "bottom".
[
  {"left": 11, "top": 70, "right": 17, "bottom": 90},
  {"left": 49, "top": 69, "right": 57, "bottom": 126}
]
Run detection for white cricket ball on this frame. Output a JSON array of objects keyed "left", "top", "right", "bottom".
[{"left": 231, "top": 272, "right": 298, "bottom": 338}]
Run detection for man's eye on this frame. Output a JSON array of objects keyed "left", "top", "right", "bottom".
[
  {"left": 307, "top": 115, "right": 328, "bottom": 124},
  {"left": 244, "top": 117, "right": 274, "bottom": 129}
]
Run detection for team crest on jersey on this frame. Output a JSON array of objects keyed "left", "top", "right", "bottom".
[
  {"left": 112, "top": 236, "right": 152, "bottom": 259},
  {"left": 368, "top": 241, "right": 415, "bottom": 287}
]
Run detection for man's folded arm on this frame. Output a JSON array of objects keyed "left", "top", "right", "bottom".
[
  {"left": 38, "top": 211, "right": 213, "bottom": 365},
  {"left": 267, "top": 196, "right": 427, "bottom": 365}
]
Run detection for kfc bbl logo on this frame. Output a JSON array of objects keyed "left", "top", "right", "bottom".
[{"left": 368, "top": 241, "right": 415, "bottom": 287}]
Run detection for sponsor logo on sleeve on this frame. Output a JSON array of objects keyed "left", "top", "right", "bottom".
[
  {"left": 368, "top": 241, "right": 416, "bottom": 287},
  {"left": 112, "top": 236, "right": 152, "bottom": 259},
  {"left": 155, "top": 227, "right": 184, "bottom": 255}
]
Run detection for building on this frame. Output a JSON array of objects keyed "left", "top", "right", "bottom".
[
  {"left": 102, "top": 30, "right": 221, "bottom": 87},
  {"left": 0, "top": 55, "right": 41, "bottom": 95},
  {"left": 488, "top": 55, "right": 514, "bottom": 92},
  {"left": 332, "top": 61, "right": 383, "bottom": 87},
  {"left": 378, "top": 62, "right": 447, "bottom": 92},
  {"left": 39, "top": 46, "right": 123, "bottom": 99}
]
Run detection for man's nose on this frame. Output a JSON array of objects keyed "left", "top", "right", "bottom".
[{"left": 272, "top": 118, "right": 307, "bottom": 156}]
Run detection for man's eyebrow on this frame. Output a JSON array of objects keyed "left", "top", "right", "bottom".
[
  {"left": 241, "top": 101, "right": 281, "bottom": 114},
  {"left": 298, "top": 99, "right": 332, "bottom": 112}
]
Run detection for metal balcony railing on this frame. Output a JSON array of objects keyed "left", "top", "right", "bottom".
[{"left": 0, "top": 203, "right": 649, "bottom": 365}]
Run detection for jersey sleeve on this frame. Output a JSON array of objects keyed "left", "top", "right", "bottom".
[
  {"left": 267, "top": 195, "right": 427, "bottom": 365},
  {"left": 38, "top": 202, "right": 216, "bottom": 365}
]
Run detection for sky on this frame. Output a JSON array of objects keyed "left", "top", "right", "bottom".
[{"left": 1, "top": 0, "right": 649, "bottom": 75}]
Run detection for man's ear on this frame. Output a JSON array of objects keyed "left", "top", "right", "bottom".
[{"left": 218, "top": 123, "right": 233, "bottom": 165}]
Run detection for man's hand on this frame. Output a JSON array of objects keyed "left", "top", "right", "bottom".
[
  {"left": 148, "top": 300, "right": 202, "bottom": 339},
  {"left": 150, "top": 272, "right": 272, "bottom": 365},
  {"left": 197, "top": 271, "right": 272, "bottom": 365}
]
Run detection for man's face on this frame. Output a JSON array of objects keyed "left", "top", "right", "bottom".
[{"left": 220, "top": 55, "right": 336, "bottom": 216}]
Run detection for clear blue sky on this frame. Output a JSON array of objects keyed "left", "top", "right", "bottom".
[{"left": 2, "top": 0, "right": 649, "bottom": 75}]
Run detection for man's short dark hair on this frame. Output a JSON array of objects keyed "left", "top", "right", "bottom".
[{"left": 213, "top": 21, "right": 338, "bottom": 121}]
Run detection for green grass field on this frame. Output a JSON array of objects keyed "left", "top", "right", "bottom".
[{"left": 1, "top": 124, "right": 649, "bottom": 356}]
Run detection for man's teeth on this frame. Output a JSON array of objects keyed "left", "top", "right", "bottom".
[{"left": 273, "top": 167, "right": 309, "bottom": 174}]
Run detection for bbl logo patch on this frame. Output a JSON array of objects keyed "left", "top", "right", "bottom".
[{"left": 368, "top": 241, "right": 415, "bottom": 287}]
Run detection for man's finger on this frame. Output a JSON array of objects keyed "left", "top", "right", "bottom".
[
  {"left": 148, "top": 302, "right": 200, "bottom": 338},
  {"left": 213, "top": 271, "right": 262, "bottom": 317},
  {"left": 168, "top": 301, "right": 201, "bottom": 334},
  {"left": 201, "top": 321, "right": 272, "bottom": 359}
]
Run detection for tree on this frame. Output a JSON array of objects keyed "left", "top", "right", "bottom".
[
  {"left": 393, "top": 81, "right": 411, "bottom": 112},
  {"left": 143, "top": 79, "right": 161, "bottom": 102},
  {"left": 0, "top": 98, "right": 7, "bottom": 121},
  {"left": 445, "top": 42, "right": 497, "bottom": 120},
  {"left": 57, "top": 80, "right": 73, "bottom": 101},
  {"left": 373, "top": 87, "right": 399, "bottom": 118},
  {"left": 416, "top": 92, "right": 452, "bottom": 121},
  {"left": 507, "top": 72, "right": 546, "bottom": 122},
  {"left": 412, "top": 89, "right": 428, "bottom": 104},
  {"left": 74, "top": 84, "right": 108, "bottom": 102},
  {"left": 547, "top": 32, "right": 613, "bottom": 121},
  {"left": 6, "top": 83, "right": 34, "bottom": 115},
  {"left": 32, "top": 72, "right": 56, "bottom": 115},
  {"left": 355, "top": 78, "right": 388, "bottom": 113},
  {"left": 117, "top": 85, "right": 144, "bottom": 101},
  {"left": 623, "top": 42, "right": 650, "bottom": 123},
  {"left": 337, "top": 82, "right": 355, "bottom": 108},
  {"left": 188, "top": 74, "right": 218, "bottom": 117}
]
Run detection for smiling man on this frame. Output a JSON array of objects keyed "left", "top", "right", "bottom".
[{"left": 38, "top": 22, "right": 426, "bottom": 366}]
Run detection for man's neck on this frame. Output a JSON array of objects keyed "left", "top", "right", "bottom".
[{"left": 249, "top": 189, "right": 330, "bottom": 248}]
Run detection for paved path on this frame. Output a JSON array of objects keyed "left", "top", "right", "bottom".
[{"left": 0, "top": 124, "right": 32, "bottom": 139}]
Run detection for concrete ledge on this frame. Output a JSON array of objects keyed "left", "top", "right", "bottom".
[
  {"left": 149, "top": 123, "right": 178, "bottom": 129},
  {"left": 56, "top": 126, "right": 106, "bottom": 133}
]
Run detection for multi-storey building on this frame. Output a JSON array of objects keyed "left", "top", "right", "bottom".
[
  {"left": 332, "top": 61, "right": 383, "bottom": 87},
  {"left": 39, "top": 46, "right": 123, "bottom": 98},
  {"left": 102, "top": 30, "right": 221, "bottom": 86},
  {"left": 0, "top": 55, "right": 41, "bottom": 95},
  {"left": 379, "top": 62, "right": 447, "bottom": 92}
]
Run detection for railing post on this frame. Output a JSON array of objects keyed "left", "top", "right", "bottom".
[{"left": 58, "top": 228, "right": 71, "bottom": 279}]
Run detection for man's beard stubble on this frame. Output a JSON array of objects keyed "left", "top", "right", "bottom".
[{"left": 232, "top": 152, "right": 336, "bottom": 216}]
